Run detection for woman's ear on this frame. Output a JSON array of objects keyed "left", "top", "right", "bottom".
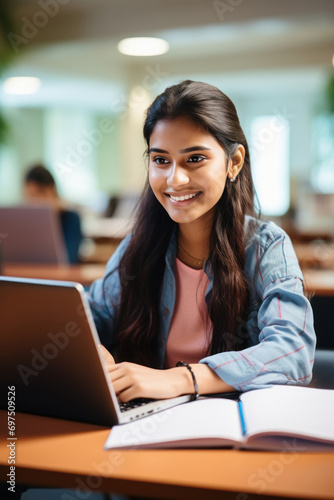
[{"left": 227, "top": 144, "right": 245, "bottom": 181}]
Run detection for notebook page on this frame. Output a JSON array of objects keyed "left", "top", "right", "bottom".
[
  {"left": 240, "top": 386, "right": 334, "bottom": 443},
  {"left": 105, "top": 397, "right": 242, "bottom": 449}
]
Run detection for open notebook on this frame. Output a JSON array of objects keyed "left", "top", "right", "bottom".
[{"left": 105, "top": 385, "right": 334, "bottom": 451}]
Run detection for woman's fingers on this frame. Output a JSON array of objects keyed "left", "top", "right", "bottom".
[
  {"left": 115, "top": 385, "right": 141, "bottom": 402},
  {"left": 99, "top": 344, "right": 115, "bottom": 364},
  {"left": 111, "top": 377, "right": 134, "bottom": 399},
  {"left": 105, "top": 363, "right": 149, "bottom": 400}
]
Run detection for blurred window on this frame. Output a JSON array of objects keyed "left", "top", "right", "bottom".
[
  {"left": 250, "top": 115, "right": 290, "bottom": 216},
  {"left": 311, "top": 115, "right": 334, "bottom": 193},
  {"left": 44, "top": 109, "right": 98, "bottom": 206}
]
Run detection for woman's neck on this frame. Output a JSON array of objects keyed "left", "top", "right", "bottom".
[{"left": 177, "top": 220, "right": 212, "bottom": 269}]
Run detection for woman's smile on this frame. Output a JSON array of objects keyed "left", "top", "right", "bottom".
[{"left": 165, "top": 191, "right": 202, "bottom": 204}]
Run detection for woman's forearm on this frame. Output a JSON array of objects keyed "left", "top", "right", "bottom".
[{"left": 179, "top": 363, "right": 235, "bottom": 396}]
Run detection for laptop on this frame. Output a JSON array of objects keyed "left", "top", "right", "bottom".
[
  {"left": 0, "top": 276, "right": 191, "bottom": 426},
  {"left": 0, "top": 205, "right": 68, "bottom": 264}
]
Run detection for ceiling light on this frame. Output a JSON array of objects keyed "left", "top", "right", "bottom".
[
  {"left": 117, "top": 37, "right": 169, "bottom": 56},
  {"left": 3, "top": 77, "right": 41, "bottom": 95}
]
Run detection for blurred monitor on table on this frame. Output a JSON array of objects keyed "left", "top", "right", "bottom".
[
  {"left": 23, "top": 164, "right": 83, "bottom": 263},
  {"left": 0, "top": 205, "right": 68, "bottom": 265}
]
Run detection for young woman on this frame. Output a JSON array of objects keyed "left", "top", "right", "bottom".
[{"left": 88, "top": 80, "right": 316, "bottom": 402}]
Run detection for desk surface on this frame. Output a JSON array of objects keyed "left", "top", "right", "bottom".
[{"left": 0, "top": 410, "right": 334, "bottom": 499}]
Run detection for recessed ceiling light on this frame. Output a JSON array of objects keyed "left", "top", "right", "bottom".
[
  {"left": 117, "top": 37, "right": 169, "bottom": 56},
  {"left": 3, "top": 77, "right": 41, "bottom": 95}
]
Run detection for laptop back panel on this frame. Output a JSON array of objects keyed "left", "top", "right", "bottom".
[
  {"left": 0, "top": 205, "right": 68, "bottom": 264},
  {"left": 0, "top": 277, "right": 119, "bottom": 426}
]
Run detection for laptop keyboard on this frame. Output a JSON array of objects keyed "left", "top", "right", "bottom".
[{"left": 119, "top": 397, "right": 156, "bottom": 413}]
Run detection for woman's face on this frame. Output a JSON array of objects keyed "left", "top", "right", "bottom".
[{"left": 148, "top": 116, "right": 229, "bottom": 228}]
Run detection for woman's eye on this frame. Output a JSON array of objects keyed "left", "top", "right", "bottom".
[
  {"left": 188, "top": 155, "right": 205, "bottom": 163},
  {"left": 154, "top": 157, "right": 169, "bottom": 165}
]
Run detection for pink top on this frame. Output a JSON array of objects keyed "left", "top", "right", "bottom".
[{"left": 164, "top": 258, "right": 212, "bottom": 368}]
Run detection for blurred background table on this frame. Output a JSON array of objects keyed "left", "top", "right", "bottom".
[
  {"left": 303, "top": 269, "right": 334, "bottom": 297},
  {"left": 294, "top": 242, "right": 334, "bottom": 269},
  {"left": 3, "top": 264, "right": 334, "bottom": 296},
  {"left": 2, "top": 263, "right": 106, "bottom": 288}
]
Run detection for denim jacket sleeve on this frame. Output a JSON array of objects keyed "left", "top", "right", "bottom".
[{"left": 200, "top": 220, "right": 316, "bottom": 391}]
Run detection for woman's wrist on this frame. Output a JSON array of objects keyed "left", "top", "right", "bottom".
[
  {"left": 170, "top": 366, "right": 195, "bottom": 397},
  {"left": 176, "top": 361, "right": 199, "bottom": 400},
  {"left": 169, "top": 363, "right": 235, "bottom": 398}
]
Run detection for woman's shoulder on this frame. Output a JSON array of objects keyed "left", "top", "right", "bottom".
[
  {"left": 244, "top": 215, "right": 303, "bottom": 289},
  {"left": 244, "top": 215, "right": 290, "bottom": 250}
]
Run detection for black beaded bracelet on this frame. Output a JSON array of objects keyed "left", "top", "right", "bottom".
[{"left": 176, "top": 361, "right": 199, "bottom": 400}]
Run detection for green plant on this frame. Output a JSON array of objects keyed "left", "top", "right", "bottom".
[
  {"left": 0, "top": 1, "right": 15, "bottom": 144},
  {"left": 325, "top": 73, "right": 334, "bottom": 115}
]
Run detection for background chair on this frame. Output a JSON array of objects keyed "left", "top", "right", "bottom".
[{"left": 309, "top": 349, "right": 334, "bottom": 389}]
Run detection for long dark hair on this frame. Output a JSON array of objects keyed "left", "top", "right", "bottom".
[{"left": 115, "top": 80, "right": 256, "bottom": 367}]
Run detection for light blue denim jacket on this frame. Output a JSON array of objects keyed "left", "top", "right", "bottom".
[{"left": 88, "top": 216, "right": 316, "bottom": 391}]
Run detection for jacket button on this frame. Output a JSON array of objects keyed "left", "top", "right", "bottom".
[{"left": 163, "top": 308, "right": 169, "bottom": 316}]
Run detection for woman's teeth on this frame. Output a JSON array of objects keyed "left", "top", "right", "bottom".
[{"left": 169, "top": 193, "right": 198, "bottom": 202}]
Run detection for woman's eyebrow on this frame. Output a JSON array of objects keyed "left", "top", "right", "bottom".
[
  {"left": 148, "top": 146, "right": 212, "bottom": 154},
  {"left": 180, "top": 146, "right": 211, "bottom": 154},
  {"left": 148, "top": 148, "right": 168, "bottom": 154}
]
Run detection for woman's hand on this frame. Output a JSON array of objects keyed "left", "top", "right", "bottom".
[
  {"left": 105, "top": 362, "right": 191, "bottom": 402},
  {"left": 99, "top": 345, "right": 235, "bottom": 401}
]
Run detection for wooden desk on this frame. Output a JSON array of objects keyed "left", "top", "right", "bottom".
[
  {"left": 0, "top": 411, "right": 334, "bottom": 499},
  {"left": 2, "top": 263, "right": 106, "bottom": 287}
]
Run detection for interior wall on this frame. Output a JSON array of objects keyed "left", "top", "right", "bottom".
[
  {"left": 0, "top": 69, "right": 329, "bottom": 217},
  {"left": 0, "top": 108, "right": 44, "bottom": 204}
]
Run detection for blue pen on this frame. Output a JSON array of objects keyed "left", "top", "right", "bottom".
[{"left": 238, "top": 400, "right": 247, "bottom": 436}]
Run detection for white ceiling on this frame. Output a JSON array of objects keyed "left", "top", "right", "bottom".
[{"left": 1, "top": 0, "right": 334, "bottom": 109}]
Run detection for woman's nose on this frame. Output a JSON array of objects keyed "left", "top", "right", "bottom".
[{"left": 167, "top": 164, "right": 189, "bottom": 187}]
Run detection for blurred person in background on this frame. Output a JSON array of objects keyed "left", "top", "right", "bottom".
[{"left": 23, "top": 164, "right": 83, "bottom": 263}]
